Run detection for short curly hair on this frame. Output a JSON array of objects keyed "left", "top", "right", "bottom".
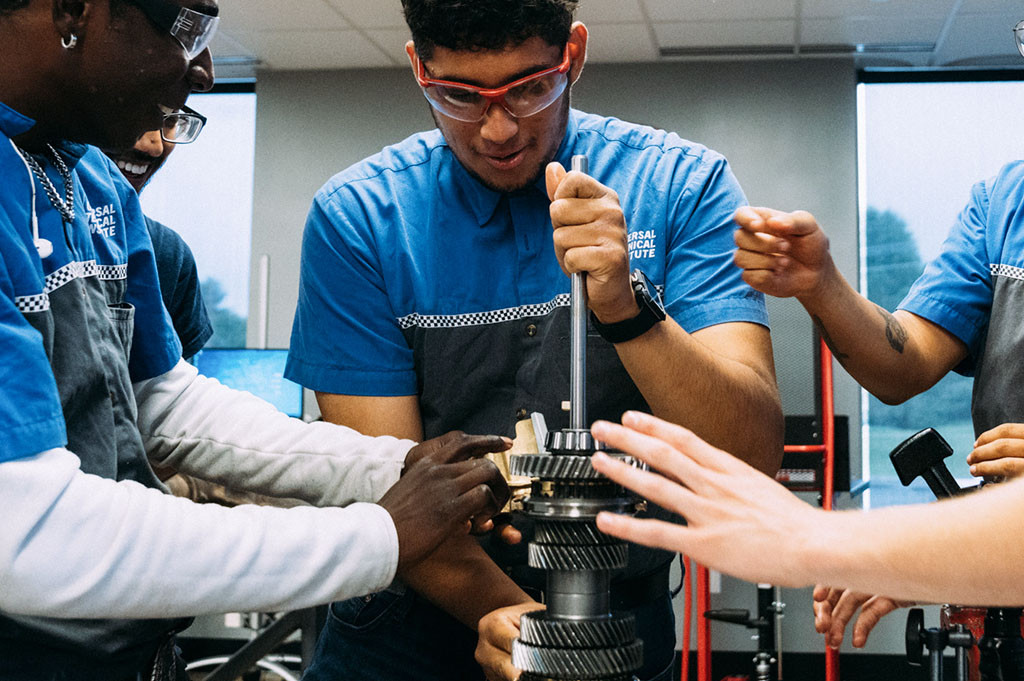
[
  {"left": 402, "top": 0, "right": 578, "bottom": 60},
  {"left": 1, "top": 0, "right": 127, "bottom": 15}
]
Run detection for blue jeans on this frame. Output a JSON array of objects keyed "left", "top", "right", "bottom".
[{"left": 302, "top": 584, "right": 675, "bottom": 681}]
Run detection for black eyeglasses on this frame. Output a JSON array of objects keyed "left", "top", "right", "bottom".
[
  {"left": 128, "top": 0, "right": 220, "bottom": 60},
  {"left": 162, "top": 105, "right": 207, "bottom": 144}
]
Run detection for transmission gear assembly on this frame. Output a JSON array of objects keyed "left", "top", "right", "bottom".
[{"left": 509, "top": 155, "right": 644, "bottom": 681}]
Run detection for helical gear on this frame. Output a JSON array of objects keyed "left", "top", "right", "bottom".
[
  {"left": 511, "top": 639, "right": 644, "bottom": 680},
  {"left": 519, "top": 611, "right": 637, "bottom": 649},
  {"left": 533, "top": 521, "right": 620, "bottom": 546},
  {"left": 528, "top": 543, "right": 629, "bottom": 571}
]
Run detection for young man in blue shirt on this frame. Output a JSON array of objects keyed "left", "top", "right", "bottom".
[{"left": 286, "top": 1, "right": 784, "bottom": 679}]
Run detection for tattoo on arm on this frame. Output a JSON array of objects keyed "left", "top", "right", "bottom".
[
  {"left": 876, "top": 306, "right": 908, "bottom": 353},
  {"left": 811, "top": 315, "right": 848, "bottom": 361}
]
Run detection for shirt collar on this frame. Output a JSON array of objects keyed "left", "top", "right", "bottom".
[
  {"left": 448, "top": 109, "right": 582, "bottom": 226},
  {"left": 0, "top": 101, "right": 36, "bottom": 139},
  {"left": 0, "top": 101, "right": 90, "bottom": 164}
]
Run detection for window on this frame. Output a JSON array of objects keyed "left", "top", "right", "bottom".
[
  {"left": 139, "top": 87, "right": 257, "bottom": 348},
  {"left": 858, "top": 75, "right": 1024, "bottom": 506}
]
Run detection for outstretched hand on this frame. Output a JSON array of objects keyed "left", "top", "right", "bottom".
[
  {"left": 812, "top": 586, "right": 912, "bottom": 649},
  {"left": 590, "top": 411, "right": 825, "bottom": 588},
  {"left": 380, "top": 431, "right": 511, "bottom": 572},
  {"left": 732, "top": 206, "right": 835, "bottom": 300}
]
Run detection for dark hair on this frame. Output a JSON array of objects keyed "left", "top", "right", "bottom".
[
  {"left": 402, "top": 0, "right": 578, "bottom": 60},
  {"left": 1, "top": 0, "right": 127, "bottom": 15},
  {"left": 0, "top": 0, "right": 29, "bottom": 12}
]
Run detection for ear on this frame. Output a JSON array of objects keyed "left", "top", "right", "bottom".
[
  {"left": 567, "top": 22, "right": 588, "bottom": 85},
  {"left": 52, "top": 0, "right": 92, "bottom": 46},
  {"left": 405, "top": 40, "right": 419, "bottom": 76}
]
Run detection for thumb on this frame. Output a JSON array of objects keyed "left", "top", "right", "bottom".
[{"left": 546, "top": 162, "right": 567, "bottom": 201}]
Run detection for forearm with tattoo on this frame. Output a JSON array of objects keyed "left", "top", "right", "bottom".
[{"left": 875, "top": 305, "right": 908, "bottom": 353}]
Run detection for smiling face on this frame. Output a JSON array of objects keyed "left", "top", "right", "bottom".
[
  {"left": 104, "top": 129, "right": 175, "bottom": 192},
  {"left": 410, "top": 25, "right": 587, "bottom": 194},
  {"left": 65, "top": 0, "right": 216, "bottom": 150}
]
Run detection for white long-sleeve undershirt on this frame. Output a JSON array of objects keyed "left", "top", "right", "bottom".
[{"left": 0, "top": 359, "right": 419, "bottom": 619}]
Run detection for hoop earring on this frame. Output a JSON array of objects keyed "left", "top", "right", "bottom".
[{"left": 61, "top": 34, "right": 78, "bottom": 50}]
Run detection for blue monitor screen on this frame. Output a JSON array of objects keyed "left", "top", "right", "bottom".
[{"left": 193, "top": 349, "right": 304, "bottom": 418}]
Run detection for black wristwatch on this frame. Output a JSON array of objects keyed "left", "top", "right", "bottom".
[{"left": 590, "top": 269, "right": 666, "bottom": 344}]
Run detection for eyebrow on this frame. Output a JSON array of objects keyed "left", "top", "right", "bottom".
[{"left": 432, "top": 61, "right": 558, "bottom": 88}]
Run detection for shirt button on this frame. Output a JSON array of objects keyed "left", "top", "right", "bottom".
[
  {"left": 515, "top": 408, "right": 528, "bottom": 420},
  {"left": 525, "top": 324, "right": 538, "bottom": 337}
]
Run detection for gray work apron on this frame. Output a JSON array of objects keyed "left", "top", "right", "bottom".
[{"left": 0, "top": 258, "right": 191, "bottom": 679}]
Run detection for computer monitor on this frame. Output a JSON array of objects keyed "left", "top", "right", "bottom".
[{"left": 192, "top": 348, "right": 304, "bottom": 419}]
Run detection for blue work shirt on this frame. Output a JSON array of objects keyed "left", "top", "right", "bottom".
[
  {"left": 287, "top": 109, "right": 766, "bottom": 441},
  {"left": 900, "top": 160, "right": 1024, "bottom": 434}
]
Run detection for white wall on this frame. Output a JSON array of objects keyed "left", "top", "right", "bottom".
[{"left": 249, "top": 58, "right": 899, "bottom": 657}]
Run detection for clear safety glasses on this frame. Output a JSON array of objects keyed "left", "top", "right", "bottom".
[
  {"left": 161, "top": 105, "right": 207, "bottom": 144},
  {"left": 414, "top": 45, "right": 572, "bottom": 123},
  {"left": 130, "top": 0, "right": 220, "bottom": 60},
  {"left": 1015, "top": 20, "right": 1024, "bottom": 59}
]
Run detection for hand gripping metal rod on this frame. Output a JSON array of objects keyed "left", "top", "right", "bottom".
[{"left": 569, "top": 155, "right": 588, "bottom": 431}]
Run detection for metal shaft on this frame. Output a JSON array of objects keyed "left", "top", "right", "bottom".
[{"left": 569, "top": 154, "right": 588, "bottom": 431}]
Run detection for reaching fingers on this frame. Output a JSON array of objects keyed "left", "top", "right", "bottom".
[
  {"left": 595, "top": 512, "right": 690, "bottom": 553},
  {"left": 969, "top": 457, "right": 1024, "bottom": 479},
  {"left": 454, "top": 460, "right": 511, "bottom": 521},
  {"left": 590, "top": 419, "right": 706, "bottom": 485},
  {"left": 850, "top": 596, "right": 904, "bottom": 648},
  {"left": 824, "top": 590, "right": 874, "bottom": 649},
  {"left": 590, "top": 451, "right": 704, "bottom": 518},
  {"left": 734, "top": 206, "right": 819, "bottom": 238},
  {"left": 734, "top": 224, "right": 790, "bottom": 258},
  {"left": 812, "top": 586, "right": 843, "bottom": 635},
  {"left": 619, "top": 411, "right": 752, "bottom": 476},
  {"left": 974, "top": 422, "right": 1024, "bottom": 446}
]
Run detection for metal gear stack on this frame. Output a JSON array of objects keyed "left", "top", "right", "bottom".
[{"left": 509, "top": 155, "right": 644, "bottom": 681}]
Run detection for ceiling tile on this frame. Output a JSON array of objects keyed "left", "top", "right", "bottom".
[
  {"left": 653, "top": 19, "right": 796, "bottom": 48},
  {"left": 219, "top": 0, "right": 349, "bottom": 32},
  {"left": 644, "top": 0, "right": 797, "bottom": 23},
  {"left": 585, "top": 23, "right": 659, "bottom": 62},
  {"left": 232, "top": 30, "right": 394, "bottom": 70},
  {"left": 800, "top": 15, "right": 945, "bottom": 45},
  {"left": 577, "top": 0, "right": 646, "bottom": 23},
  {"left": 325, "top": 0, "right": 408, "bottom": 29},
  {"left": 801, "top": 0, "right": 958, "bottom": 20}
]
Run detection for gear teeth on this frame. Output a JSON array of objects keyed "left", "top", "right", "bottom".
[
  {"left": 528, "top": 543, "right": 629, "bottom": 571},
  {"left": 511, "top": 640, "right": 644, "bottom": 679},
  {"left": 511, "top": 454, "right": 635, "bottom": 480},
  {"left": 519, "top": 611, "right": 637, "bottom": 648},
  {"left": 533, "top": 521, "right": 619, "bottom": 546}
]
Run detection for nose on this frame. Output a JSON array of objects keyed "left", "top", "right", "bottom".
[
  {"left": 134, "top": 130, "right": 165, "bottom": 158},
  {"left": 188, "top": 48, "right": 216, "bottom": 93},
  {"left": 478, "top": 101, "right": 519, "bottom": 145}
]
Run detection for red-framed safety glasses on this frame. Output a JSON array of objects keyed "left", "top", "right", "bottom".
[{"left": 414, "top": 44, "right": 572, "bottom": 122}]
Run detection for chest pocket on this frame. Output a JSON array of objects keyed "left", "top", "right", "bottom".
[{"left": 105, "top": 302, "right": 135, "bottom": 358}]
